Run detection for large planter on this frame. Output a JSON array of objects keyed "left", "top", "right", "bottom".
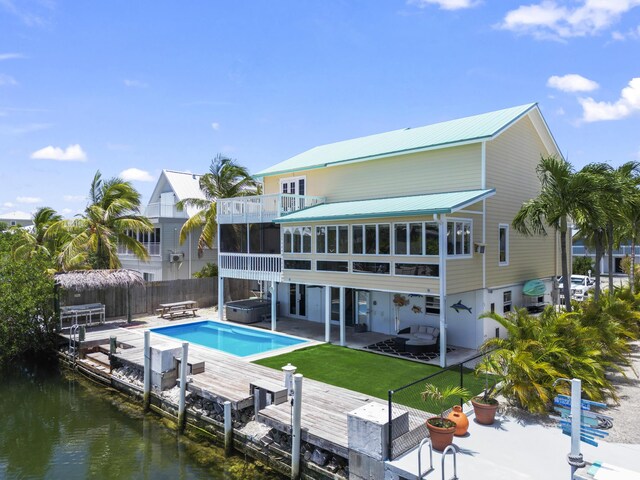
[
  {"left": 447, "top": 405, "right": 469, "bottom": 436},
  {"left": 426, "top": 417, "right": 456, "bottom": 451},
  {"left": 471, "top": 397, "right": 499, "bottom": 425}
]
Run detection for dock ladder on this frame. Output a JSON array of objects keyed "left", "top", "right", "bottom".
[
  {"left": 69, "top": 324, "right": 80, "bottom": 361},
  {"left": 417, "top": 438, "right": 434, "bottom": 479},
  {"left": 441, "top": 444, "right": 459, "bottom": 480}
]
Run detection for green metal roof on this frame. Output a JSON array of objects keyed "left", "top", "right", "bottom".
[
  {"left": 257, "top": 103, "right": 537, "bottom": 177},
  {"left": 274, "top": 189, "right": 496, "bottom": 223}
]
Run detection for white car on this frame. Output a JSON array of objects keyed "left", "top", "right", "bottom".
[{"left": 559, "top": 275, "right": 595, "bottom": 301}]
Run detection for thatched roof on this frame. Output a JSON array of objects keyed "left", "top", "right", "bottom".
[{"left": 55, "top": 269, "right": 145, "bottom": 291}]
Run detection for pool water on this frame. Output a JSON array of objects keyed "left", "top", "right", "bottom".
[{"left": 151, "top": 321, "right": 306, "bottom": 357}]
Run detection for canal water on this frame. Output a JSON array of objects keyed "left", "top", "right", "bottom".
[{"left": 0, "top": 362, "right": 281, "bottom": 479}]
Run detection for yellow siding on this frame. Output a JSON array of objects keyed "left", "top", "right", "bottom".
[
  {"left": 263, "top": 143, "right": 482, "bottom": 201},
  {"left": 485, "top": 115, "right": 559, "bottom": 287}
]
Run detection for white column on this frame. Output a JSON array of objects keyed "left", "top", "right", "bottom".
[
  {"left": 339, "top": 286, "right": 346, "bottom": 347},
  {"left": 291, "top": 373, "right": 303, "bottom": 480},
  {"left": 143, "top": 330, "right": 151, "bottom": 412},
  {"left": 270, "top": 281, "right": 277, "bottom": 331},
  {"left": 178, "top": 341, "right": 189, "bottom": 433},
  {"left": 324, "top": 286, "right": 331, "bottom": 343},
  {"left": 438, "top": 215, "right": 448, "bottom": 368},
  {"left": 218, "top": 276, "right": 224, "bottom": 322}
]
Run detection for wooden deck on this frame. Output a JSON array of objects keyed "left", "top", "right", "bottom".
[{"left": 59, "top": 320, "right": 417, "bottom": 457}]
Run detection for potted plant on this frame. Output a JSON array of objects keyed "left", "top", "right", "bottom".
[
  {"left": 421, "top": 384, "right": 471, "bottom": 451},
  {"left": 471, "top": 357, "right": 500, "bottom": 425}
]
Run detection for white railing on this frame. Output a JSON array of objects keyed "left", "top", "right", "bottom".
[
  {"left": 217, "top": 194, "right": 325, "bottom": 224},
  {"left": 218, "top": 253, "right": 282, "bottom": 282},
  {"left": 573, "top": 245, "right": 640, "bottom": 256},
  {"left": 117, "top": 242, "right": 161, "bottom": 256},
  {"left": 144, "top": 202, "right": 189, "bottom": 219}
]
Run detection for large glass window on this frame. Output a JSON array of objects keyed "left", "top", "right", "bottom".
[
  {"left": 284, "top": 260, "right": 312, "bottom": 270},
  {"left": 317, "top": 260, "right": 348, "bottom": 272},
  {"left": 395, "top": 221, "right": 439, "bottom": 256},
  {"left": 394, "top": 263, "right": 439, "bottom": 277},
  {"left": 394, "top": 224, "right": 407, "bottom": 255},
  {"left": 283, "top": 226, "right": 311, "bottom": 254},
  {"left": 317, "top": 225, "right": 348, "bottom": 254},
  {"left": 353, "top": 262, "right": 390, "bottom": 274},
  {"left": 447, "top": 220, "right": 472, "bottom": 257},
  {"left": 352, "top": 224, "right": 390, "bottom": 255}
]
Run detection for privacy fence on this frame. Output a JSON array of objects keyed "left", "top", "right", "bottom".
[
  {"left": 387, "top": 350, "right": 493, "bottom": 460},
  {"left": 60, "top": 277, "right": 252, "bottom": 318}
]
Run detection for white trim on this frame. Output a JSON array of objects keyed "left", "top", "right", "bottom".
[
  {"left": 450, "top": 190, "right": 495, "bottom": 213},
  {"left": 482, "top": 199, "right": 486, "bottom": 289},
  {"left": 315, "top": 225, "right": 350, "bottom": 255},
  {"left": 456, "top": 209, "right": 484, "bottom": 215},
  {"left": 498, "top": 223, "right": 510, "bottom": 266},
  {"left": 282, "top": 225, "right": 312, "bottom": 254},
  {"left": 481, "top": 141, "right": 486, "bottom": 190},
  {"left": 446, "top": 218, "right": 473, "bottom": 258},
  {"left": 393, "top": 261, "right": 440, "bottom": 278},
  {"left": 351, "top": 223, "right": 391, "bottom": 256},
  {"left": 315, "top": 259, "right": 350, "bottom": 273},
  {"left": 392, "top": 220, "right": 440, "bottom": 256},
  {"left": 279, "top": 175, "right": 307, "bottom": 195}
]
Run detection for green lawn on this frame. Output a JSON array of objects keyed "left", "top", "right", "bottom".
[{"left": 253, "top": 344, "right": 488, "bottom": 411}]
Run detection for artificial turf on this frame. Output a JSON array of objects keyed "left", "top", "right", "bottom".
[{"left": 253, "top": 344, "right": 487, "bottom": 409}]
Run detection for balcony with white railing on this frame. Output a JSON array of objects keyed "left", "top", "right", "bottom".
[
  {"left": 218, "top": 253, "right": 282, "bottom": 282},
  {"left": 144, "top": 202, "right": 189, "bottom": 219},
  {"left": 217, "top": 193, "right": 325, "bottom": 224}
]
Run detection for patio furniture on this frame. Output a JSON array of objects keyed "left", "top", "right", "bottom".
[
  {"left": 60, "top": 303, "right": 105, "bottom": 329},
  {"left": 397, "top": 325, "right": 439, "bottom": 353}
]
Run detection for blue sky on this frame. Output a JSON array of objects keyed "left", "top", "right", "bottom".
[{"left": 1, "top": 0, "right": 639, "bottom": 219}]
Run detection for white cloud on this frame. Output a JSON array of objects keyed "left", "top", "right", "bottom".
[
  {"left": 0, "top": 123, "right": 53, "bottom": 135},
  {"left": 579, "top": 77, "right": 640, "bottom": 122},
  {"left": 120, "top": 167, "right": 154, "bottom": 182},
  {"left": 31, "top": 144, "right": 87, "bottom": 161},
  {"left": 0, "top": 210, "right": 32, "bottom": 219},
  {"left": 2, "top": 202, "right": 15, "bottom": 208},
  {"left": 16, "top": 196, "right": 42, "bottom": 204},
  {"left": 408, "top": 0, "right": 478, "bottom": 9},
  {"left": 211, "top": 122, "right": 220, "bottom": 131},
  {"left": 500, "top": 0, "right": 640, "bottom": 39},
  {"left": 123, "top": 79, "right": 148, "bottom": 88},
  {"left": 547, "top": 74, "right": 599, "bottom": 92},
  {"left": 0, "top": 53, "right": 25, "bottom": 61},
  {"left": 0, "top": 74, "right": 18, "bottom": 86},
  {"left": 61, "top": 208, "right": 73, "bottom": 215},
  {"left": 556, "top": 107, "right": 566, "bottom": 116},
  {"left": 63, "top": 194, "right": 85, "bottom": 202}
]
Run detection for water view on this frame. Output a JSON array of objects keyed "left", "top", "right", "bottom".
[{"left": 0, "top": 362, "right": 280, "bottom": 480}]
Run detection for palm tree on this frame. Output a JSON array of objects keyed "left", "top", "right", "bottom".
[
  {"left": 48, "top": 171, "right": 152, "bottom": 270},
  {"left": 12, "top": 207, "right": 64, "bottom": 268},
  {"left": 177, "top": 154, "right": 259, "bottom": 256},
  {"left": 513, "top": 156, "right": 599, "bottom": 312},
  {"left": 619, "top": 192, "right": 640, "bottom": 293}
]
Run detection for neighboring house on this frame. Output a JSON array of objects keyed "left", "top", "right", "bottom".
[
  {"left": 572, "top": 237, "right": 639, "bottom": 274},
  {"left": 216, "top": 103, "right": 561, "bottom": 365},
  {"left": 0, "top": 212, "right": 33, "bottom": 227},
  {"left": 118, "top": 170, "right": 217, "bottom": 281}
]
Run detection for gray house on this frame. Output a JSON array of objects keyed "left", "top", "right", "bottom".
[
  {"left": 118, "top": 170, "right": 217, "bottom": 281},
  {"left": 0, "top": 212, "right": 33, "bottom": 227}
]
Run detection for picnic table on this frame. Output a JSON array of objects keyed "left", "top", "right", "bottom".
[{"left": 157, "top": 300, "right": 198, "bottom": 319}]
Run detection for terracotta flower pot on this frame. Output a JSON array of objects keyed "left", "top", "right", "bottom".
[
  {"left": 426, "top": 417, "right": 456, "bottom": 451},
  {"left": 471, "top": 397, "right": 499, "bottom": 425},
  {"left": 447, "top": 405, "right": 469, "bottom": 436}
]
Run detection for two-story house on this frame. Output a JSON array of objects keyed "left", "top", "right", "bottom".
[
  {"left": 216, "top": 104, "right": 561, "bottom": 366},
  {"left": 118, "top": 169, "right": 217, "bottom": 281}
]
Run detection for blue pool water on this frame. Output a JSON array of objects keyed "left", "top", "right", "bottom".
[{"left": 151, "top": 321, "right": 306, "bottom": 357}]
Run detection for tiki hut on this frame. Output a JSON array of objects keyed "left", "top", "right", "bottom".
[{"left": 54, "top": 269, "right": 145, "bottom": 323}]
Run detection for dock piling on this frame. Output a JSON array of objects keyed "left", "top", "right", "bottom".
[
  {"left": 291, "top": 373, "right": 303, "bottom": 480},
  {"left": 143, "top": 330, "right": 151, "bottom": 412},
  {"left": 177, "top": 341, "right": 189, "bottom": 433},
  {"left": 224, "top": 401, "right": 233, "bottom": 456},
  {"left": 109, "top": 336, "right": 117, "bottom": 355}
]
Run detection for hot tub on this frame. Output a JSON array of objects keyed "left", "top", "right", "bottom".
[{"left": 225, "top": 298, "right": 273, "bottom": 324}]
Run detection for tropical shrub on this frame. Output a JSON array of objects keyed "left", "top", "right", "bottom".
[
  {"left": 573, "top": 256, "right": 593, "bottom": 275},
  {"left": 193, "top": 262, "right": 218, "bottom": 278}
]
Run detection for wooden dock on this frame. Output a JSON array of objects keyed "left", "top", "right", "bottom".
[{"left": 59, "top": 320, "right": 421, "bottom": 458}]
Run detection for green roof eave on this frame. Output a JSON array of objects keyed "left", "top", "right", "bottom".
[{"left": 274, "top": 188, "right": 495, "bottom": 224}]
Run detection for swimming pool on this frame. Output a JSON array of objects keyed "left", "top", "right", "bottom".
[{"left": 151, "top": 321, "right": 307, "bottom": 357}]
